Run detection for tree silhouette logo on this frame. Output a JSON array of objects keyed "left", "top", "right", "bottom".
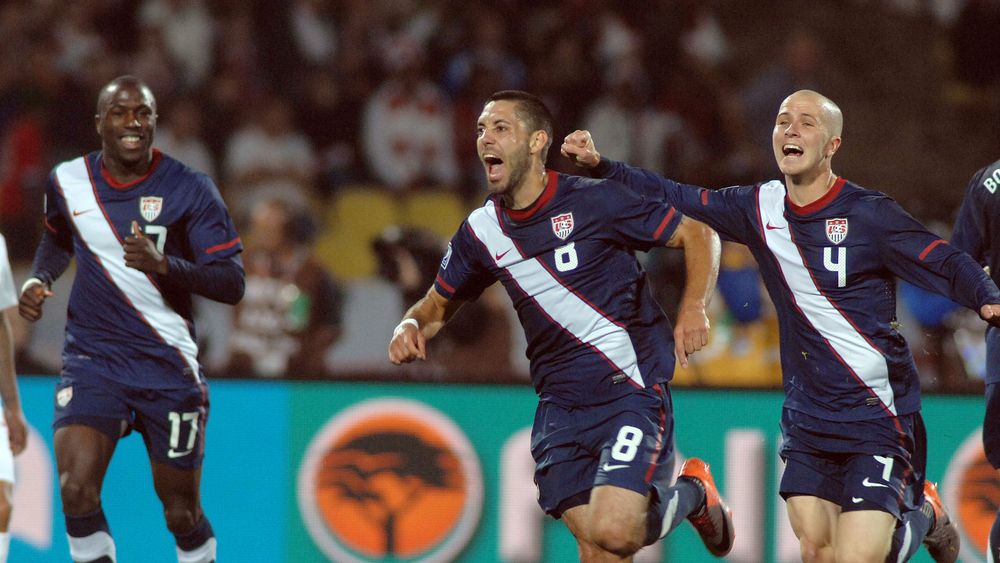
[
  {"left": 298, "top": 398, "right": 484, "bottom": 562},
  {"left": 943, "top": 427, "right": 993, "bottom": 561}
]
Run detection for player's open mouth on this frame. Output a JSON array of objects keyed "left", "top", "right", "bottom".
[
  {"left": 483, "top": 154, "right": 504, "bottom": 181},
  {"left": 782, "top": 144, "right": 803, "bottom": 157},
  {"left": 121, "top": 134, "right": 144, "bottom": 150}
]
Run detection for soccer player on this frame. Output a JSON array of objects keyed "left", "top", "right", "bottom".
[
  {"left": 388, "top": 90, "right": 735, "bottom": 561},
  {"left": 561, "top": 89, "right": 1000, "bottom": 562},
  {"left": 0, "top": 233, "right": 28, "bottom": 563},
  {"left": 18, "top": 76, "right": 244, "bottom": 563},
  {"left": 951, "top": 157, "right": 1000, "bottom": 562}
]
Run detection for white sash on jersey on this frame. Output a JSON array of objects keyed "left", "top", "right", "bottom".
[
  {"left": 758, "top": 180, "right": 894, "bottom": 413},
  {"left": 55, "top": 157, "right": 201, "bottom": 379},
  {"left": 468, "top": 202, "right": 643, "bottom": 386}
]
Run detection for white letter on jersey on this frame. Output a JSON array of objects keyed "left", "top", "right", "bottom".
[
  {"left": 145, "top": 225, "right": 168, "bottom": 254},
  {"left": 985, "top": 170, "right": 999, "bottom": 194},
  {"left": 823, "top": 247, "right": 847, "bottom": 288},
  {"left": 554, "top": 242, "right": 578, "bottom": 272}
]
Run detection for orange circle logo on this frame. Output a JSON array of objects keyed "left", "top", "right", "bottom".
[
  {"left": 298, "top": 399, "right": 483, "bottom": 562},
  {"left": 942, "top": 427, "right": 994, "bottom": 562}
]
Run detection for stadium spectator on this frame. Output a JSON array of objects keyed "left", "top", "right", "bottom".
[
  {"left": 225, "top": 198, "right": 344, "bottom": 379},
  {"left": 138, "top": 0, "right": 215, "bottom": 90},
  {"left": 389, "top": 90, "right": 733, "bottom": 561},
  {"left": 0, "top": 232, "right": 28, "bottom": 563},
  {"left": 294, "top": 68, "right": 366, "bottom": 197},
  {"left": 18, "top": 75, "right": 243, "bottom": 563},
  {"left": 563, "top": 88, "right": 991, "bottom": 562},
  {"left": 223, "top": 94, "right": 318, "bottom": 219},
  {"left": 154, "top": 96, "right": 216, "bottom": 179},
  {"left": 361, "top": 37, "right": 459, "bottom": 191}
]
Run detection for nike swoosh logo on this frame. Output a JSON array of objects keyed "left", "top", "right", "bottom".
[
  {"left": 167, "top": 449, "right": 193, "bottom": 459},
  {"left": 494, "top": 248, "right": 512, "bottom": 261},
  {"left": 72, "top": 209, "right": 93, "bottom": 217},
  {"left": 862, "top": 477, "right": 889, "bottom": 488},
  {"left": 765, "top": 222, "right": 785, "bottom": 230},
  {"left": 852, "top": 497, "right": 864, "bottom": 504},
  {"left": 602, "top": 463, "right": 629, "bottom": 471}
]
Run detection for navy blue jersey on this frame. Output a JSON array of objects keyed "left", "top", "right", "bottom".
[
  {"left": 953, "top": 159, "right": 1000, "bottom": 290},
  {"left": 435, "top": 171, "right": 683, "bottom": 407},
  {"left": 596, "top": 159, "right": 1000, "bottom": 422},
  {"left": 42, "top": 150, "right": 242, "bottom": 389},
  {"left": 952, "top": 158, "right": 1000, "bottom": 384}
]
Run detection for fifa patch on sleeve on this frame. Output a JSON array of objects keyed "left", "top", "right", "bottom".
[{"left": 441, "top": 243, "right": 452, "bottom": 270}]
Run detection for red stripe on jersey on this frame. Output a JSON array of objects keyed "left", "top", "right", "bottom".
[
  {"left": 205, "top": 237, "right": 241, "bottom": 254},
  {"left": 919, "top": 239, "right": 946, "bottom": 261},
  {"left": 435, "top": 274, "right": 456, "bottom": 294},
  {"left": 652, "top": 208, "right": 677, "bottom": 240}
]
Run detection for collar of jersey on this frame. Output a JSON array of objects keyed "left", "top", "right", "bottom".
[
  {"left": 786, "top": 176, "right": 846, "bottom": 216},
  {"left": 99, "top": 149, "right": 164, "bottom": 190},
  {"left": 503, "top": 170, "right": 558, "bottom": 221}
]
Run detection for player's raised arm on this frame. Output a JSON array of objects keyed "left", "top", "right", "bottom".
[
  {"left": 388, "top": 286, "right": 464, "bottom": 364},
  {"left": 665, "top": 216, "right": 721, "bottom": 367}
]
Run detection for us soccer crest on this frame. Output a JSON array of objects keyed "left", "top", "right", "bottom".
[
  {"left": 140, "top": 196, "right": 163, "bottom": 222},
  {"left": 550, "top": 212, "right": 574, "bottom": 240},
  {"left": 825, "top": 218, "right": 848, "bottom": 244}
]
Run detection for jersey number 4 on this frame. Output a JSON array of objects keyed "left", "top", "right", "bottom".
[{"left": 823, "top": 247, "right": 847, "bottom": 287}]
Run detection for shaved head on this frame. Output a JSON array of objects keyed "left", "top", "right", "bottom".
[
  {"left": 96, "top": 75, "right": 156, "bottom": 117},
  {"left": 784, "top": 89, "right": 843, "bottom": 138}
]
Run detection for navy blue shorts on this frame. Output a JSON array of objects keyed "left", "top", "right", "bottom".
[
  {"left": 531, "top": 384, "right": 675, "bottom": 518},
  {"left": 778, "top": 408, "right": 925, "bottom": 520},
  {"left": 53, "top": 371, "right": 210, "bottom": 470}
]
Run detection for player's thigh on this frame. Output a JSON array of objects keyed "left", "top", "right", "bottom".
[
  {"left": 53, "top": 425, "right": 117, "bottom": 490},
  {"left": 835, "top": 509, "right": 896, "bottom": 561},
  {"left": 131, "top": 382, "right": 210, "bottom": 471},
  {"left": 588, "top": 484, "right": 649, "bottom": 537},
  {"left": 786, "top": 494, "right": 840, "bottom": 545}
]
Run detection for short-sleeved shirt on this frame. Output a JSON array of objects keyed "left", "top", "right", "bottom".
[
  {"left": 435, "top": 170, "right": 683, "bottom": 407},
  {"left": 44, "top": 150, "right": 242, "bottom": 389}
]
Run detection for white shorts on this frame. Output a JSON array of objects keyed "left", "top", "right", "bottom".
[{"left": 0, "top": 407, "right": 14, "bottom": 483}]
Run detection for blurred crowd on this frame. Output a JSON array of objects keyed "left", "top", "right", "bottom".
[{"left": 1, "top": 0, "right": 998, "bottom": 390}]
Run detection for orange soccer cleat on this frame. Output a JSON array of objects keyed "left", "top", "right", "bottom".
[
  {"left": 678, "top": 457, "right": 735, "bottom": 557},
  {"left": 922, "top": 480, "right": 960, "bottom": 563}
]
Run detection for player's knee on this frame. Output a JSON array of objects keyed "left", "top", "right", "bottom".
[
  {"left": 589, "top": 519, "right": 643, "bottom": 557},
  {"left": 59, "top": 475, "right": 101, "bottom": 514},
  {"left": 798, "top": 538, "right": 834, "bottom": 563},
  {"left": 163, "top": 504, "right": 199, "bottom": 535}
]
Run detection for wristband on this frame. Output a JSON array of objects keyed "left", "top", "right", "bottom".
[
  {"left": 394, "top": 318, "right": 419, "bottom": 335},
  {"left": 20, "top": 277, "right": 46, "bottom": 295}
]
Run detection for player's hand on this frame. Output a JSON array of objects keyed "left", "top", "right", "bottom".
[
  {"left": 673, "top": 303, "right": 710, "bottom": 368},
  {"left": 388, "top": 320, "right": 427, "bottom": 364},
  {"left": 124, "top": 220, "right": 168, "bottom": 275},
  {"left": 18, "top": 279, "right": 53, "bottom": 322},
  {"left": 3, "top": 405, "right": 27, "bottom": 456},
  {"left": 560, "top": 130, "right": 601, "bottom": 169},
  {"left": 982, "top": 303, "right": 1000, "bottom": 328}
]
